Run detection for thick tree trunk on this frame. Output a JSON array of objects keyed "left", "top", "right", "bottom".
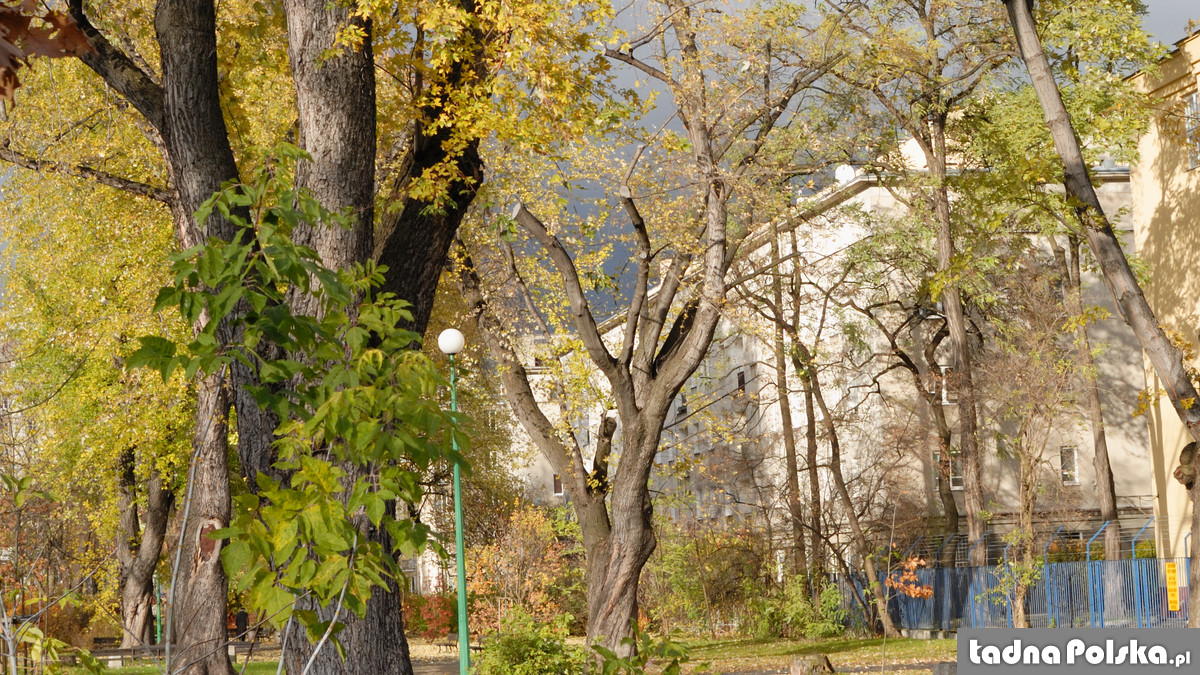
[
  {"left": 582, "top": 428, "right": 657, "bottom": 654},
  {"left": 1004, "top": 0, "right": 1200, "bottom": 619},
  {"left": 169, "top": 374, "right": 234, "bottom": 675},
  {"left": 275, "top": 4, "right": 417, "bottom": 672},
  {"left": 155, "top": 0, "right": 242, "bottom": 671},
  {"left": 116, "top": 449, "right": 173, "bottom": 648},
  {"left": 796, "top": 346, "right": 899, "bottom": 637}
]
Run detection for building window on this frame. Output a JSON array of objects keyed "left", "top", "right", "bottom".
[
  {"left": 676, "top": 392, "right": 688, "bottom": 418},
  {"left": 737, "top": 371, "right": 746, "bottom": 392},
  {"left": 1061, "top": 446, "right": 1079, "bottom": 485},
  {"left": 552, "top": 473, "right": 563, "bottom": 495},
  {"left": 934, "top": 451, "right": 964, "bottom": 491},
  {"left": 1186, "top": 92, "right": 1200, "bottom": 170}
]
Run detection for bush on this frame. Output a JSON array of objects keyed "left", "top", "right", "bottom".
[
  {"left": 739, "top": 575, "right": 846, "bottom": 640},
  {"left": 403, "top": 593, "right": 428, "bottom": 638},
  {"left": 416, "top": 593, "right": 457, "bottom": 640},
  {"left": 473, "top": 608, "right": 587, "bottom": 675}
]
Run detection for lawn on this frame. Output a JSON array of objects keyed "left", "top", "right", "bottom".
[
  {"left": 681, "top": 635, "right": 957, "bottom": 674},
  {"left": 64, "top": 665, "right": 278, "bottom": 675},
  {"left": 61, "top": 636, "right": 956, "bottom": 674}
]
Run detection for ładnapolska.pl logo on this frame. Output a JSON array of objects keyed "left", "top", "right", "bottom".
[{"left": 958, "top": 629, "right": 1200, "bottom": 674}]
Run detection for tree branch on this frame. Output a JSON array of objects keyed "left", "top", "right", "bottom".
[
  {"left": 603, "top": 47, "right": 677, "bottom": 87},
  {"left": 0, "top": 146, "right": 172, "bottom": 203},
  {"left": 66, "top": 0, "right": 165, "bottom": 132},
  {"left": 453, "top": 239, "right": 592, "bottom": 501},
  {"left": 512, "top": 202, "right": 637, "bottom": 419}
]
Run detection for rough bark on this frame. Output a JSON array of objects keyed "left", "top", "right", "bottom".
[
  {"left": 1004, "top": 0, "right": 1200, "bottom": 618},
  {"left": 795, "top": 344, "right": 899, "bottom": 637},
  {"left": 275, "top": 4, "right": 417, "bottom": 671},
  {"left": 155, "top": 0, "right": 241, "bottom": 671},
  {"left": 115, "top": 449, "right": 173, "bottom": 648},
  {"left": 169, "top": 373, "right": 234, "bottom": 675}
]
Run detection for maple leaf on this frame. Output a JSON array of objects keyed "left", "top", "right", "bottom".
[{"left": 0, "top": 4, "right": 94, "bottom": 103}]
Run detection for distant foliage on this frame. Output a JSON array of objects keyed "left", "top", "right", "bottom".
[
  {"left": 467, "top": 504, "right": 585, "bottom": 633},
  {"left": 472, "top": 608, "right": 587, "bottom": 675},
  {"left": 416, "top": 593, "right": 458, "bottom": 641}
]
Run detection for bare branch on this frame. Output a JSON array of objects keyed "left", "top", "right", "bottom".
[
  {"left": 513, "top": 202, "right": 637, "bottom": 418},
  {"left": 0, "top": 146, "right": 172, "bottom": 203},
  {"left": 603, "top": 47, "right": 677, "bottom": 87}
]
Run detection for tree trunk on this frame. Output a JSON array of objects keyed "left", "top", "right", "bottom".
[
  {"left": 582, "top": 428, "right": 657, "bottom": 654},
  {"left": 924, "top": 120, "right": 986, "bottom": 567},
  {"left": 169, "top": 373, "right": 234, "bottom": 675},
  {"left": 155, "top": 0, "right": 242, "bottom": 670},
  {"left": 771, "top": 221, "right": 807, "bottom": 574},
  {"left": 805, "top": 384, "right": 823, "bottom": 579},
  {"left": 273, "top": 4, "right": 417, "bottom": 672},
  {"left": 1004, "top": 0, "right": 1200, "bottom": 620},
  {"left": 1050, "top": 234, "right": 1122, "bottom": 556},
  {"left": 796, "top": 345, "right": 899, "bottom": 637},
  {"left": 116, "top": 449, "right": 173, "bottom": 648}
]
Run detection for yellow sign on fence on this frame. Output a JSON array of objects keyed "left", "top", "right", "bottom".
[{"left": 1166, "top": 562, "right": 1181, "bottom": 611}]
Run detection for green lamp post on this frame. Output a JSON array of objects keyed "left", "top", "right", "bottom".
[{"left": 438, "top": 328, "right": 470, "bottom": 675}]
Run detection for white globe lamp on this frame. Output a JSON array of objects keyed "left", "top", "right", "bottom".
[{"left": 438, "top": 328, "right": 465, "bottom": 355}]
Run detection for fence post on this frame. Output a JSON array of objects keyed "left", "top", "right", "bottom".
[
  {"left": 1132, "top": 518, "right": 1155, "bottom": 628},
  {"left": 1043, "top": 526, "right": 1065, "bottom": 628},
  {"left": 1087, "top": 522, "right": 1111, "bottom": 628}
]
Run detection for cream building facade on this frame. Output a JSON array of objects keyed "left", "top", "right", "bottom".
[{"left": 1131, "top": 28, "right": 1200, "bottom": 558}]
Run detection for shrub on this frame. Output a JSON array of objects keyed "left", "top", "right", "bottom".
[
  {"left": 468, "top": 504, "right": 585, "bottom": 634},
  {"left": 592, "top": 624, "right": 710, "bottom": 675},
  {"left": 417, "top": 593, "right": 457, "bottom": 640},
  {"left": 403, "top": 593, "right": 428, "bottom": 638},
  {"left": 473, "top": 608, "right": 587, "bottom": 675}
]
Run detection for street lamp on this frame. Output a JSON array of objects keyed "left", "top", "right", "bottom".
[{"left": 437, "top": 328, "right": 470, "bottom": 675}]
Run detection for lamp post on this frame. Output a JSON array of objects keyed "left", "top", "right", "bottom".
[{"left": 437, "top": 328, "right": 470, "bottom": 675}]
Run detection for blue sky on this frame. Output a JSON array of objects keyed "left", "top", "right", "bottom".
[{"left": 1144, "top": 0, "right": 1198, "bottom": 44}]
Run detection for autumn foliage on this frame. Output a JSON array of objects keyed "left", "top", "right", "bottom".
[
  {"left": 885, "top": 557, "right": 934, "bottom": 599},
  {"left": 0, "top": 2, "right": 91, "bottom": 102},
  {"left": 467, "top": 504, "right": 584, "bottom": 633}
]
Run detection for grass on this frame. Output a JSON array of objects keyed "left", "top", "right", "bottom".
[
  {"left": 63, "top": 665, "right": 278, "bottom": 675},
  {"left": 60, "top": 635, "right": 956, "bottom": 674},
  {"left": 680, "top": 635, "right": 956, "bottom": 674}
]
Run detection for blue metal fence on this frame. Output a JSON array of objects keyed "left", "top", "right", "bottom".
[{"left": 834, "top": 556, "right": 1190, "bottom": 631}]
